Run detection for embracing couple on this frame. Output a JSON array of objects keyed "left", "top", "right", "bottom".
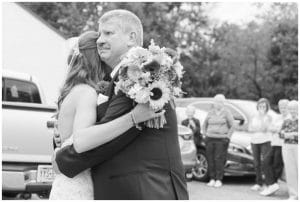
[{"left": 50, "top": 9, "right": 189, "bottom": 200}]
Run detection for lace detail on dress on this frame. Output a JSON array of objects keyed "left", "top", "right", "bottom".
[{"left": 49, "top": 137, "right": 94, "bottom": 200}]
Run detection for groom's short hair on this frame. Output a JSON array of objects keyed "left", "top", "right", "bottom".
[{"left": 98, "top": 9, "right": 143, "bottom": 46}]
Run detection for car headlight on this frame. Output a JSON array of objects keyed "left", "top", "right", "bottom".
[
  {"left": 228, "top": 143, "right": 247, "bottom": 154},
  {"left": 246, "top": 145, "right": 253, "bottom": 155},
  {"left": 180, "top": 134, "right": 193, "bottom": 140}
]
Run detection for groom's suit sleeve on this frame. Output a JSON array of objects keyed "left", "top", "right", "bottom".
[{"left": 55, "top": 93, "right": 141, "bottom": 178}]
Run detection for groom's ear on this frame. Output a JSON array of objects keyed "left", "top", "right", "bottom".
[{"left": 127, "top": 31, "right": 137, "bottom": 47}]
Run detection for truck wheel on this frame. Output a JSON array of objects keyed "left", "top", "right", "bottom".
[
  {"left": 192, "top": 149, "right": 209, "bottom": 182},
  {"left": 19, "top": 192, "right": 31, "bottom": 200}
]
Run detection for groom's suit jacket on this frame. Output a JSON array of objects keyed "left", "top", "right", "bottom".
[{"left": 55, "top": 71, "right": 189, "bottom": 200}]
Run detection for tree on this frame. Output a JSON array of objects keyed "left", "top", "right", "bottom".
[
  {"left": 210, "top": 22, "right": 273, "bottom": 100},
  {"left": 265, "top": 3, "right": 298, "bottom": 104},
  {"left": 22, "top": 2, "right": 298, "bottom": 105}
]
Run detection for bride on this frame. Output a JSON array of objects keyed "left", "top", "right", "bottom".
[{"left": 49, "top": 31, "right": 164, "bottom": 200}]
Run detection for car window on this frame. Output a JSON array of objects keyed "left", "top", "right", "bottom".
[
  {"left": 224, "top": 104, "right": 244, "bottom": 121},
  {"left": 190, "top": 102, "right": 213, "bottom": 111},
  {"left": 3, "top": 78, "right": 41, "bottom": 104},
  {"left": 191, "top": 102, "right": 244, "bottom": 120},
  {"left": 2, "top": 78, "right": 4, "bottom": 101},
  {"left": 175, "top": 98, "right": 199, "bottom": 108}
]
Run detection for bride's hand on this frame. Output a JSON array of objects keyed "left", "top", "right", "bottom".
[{"left": 131, "top": 103, "right": 165, "bottom": 124}]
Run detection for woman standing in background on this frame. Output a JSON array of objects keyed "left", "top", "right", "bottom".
[
  {"left": 260, "top": 99, "right": 289, "bottom": 196},
  {"left": 248, "top": 98, "right": 272, "bottom": 192},
  {"left": 280, "top": 100, "right": 298, "bottom": 200},
  {"left": 203, "top": 94, "right": 234, "bottom": 188}
]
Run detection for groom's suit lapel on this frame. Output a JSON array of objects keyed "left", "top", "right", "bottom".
[{"left": 96, "top": 72, "right": 117, "bottom": 123}]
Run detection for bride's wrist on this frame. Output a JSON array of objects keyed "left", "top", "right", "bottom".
[
  {"left": 129, "top": 111, "right": 142, "bottom": 130},
  {"left": 130, "top": 111, "right": 138, "bottom": 125}
]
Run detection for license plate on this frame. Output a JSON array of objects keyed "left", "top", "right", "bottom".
[{"left": 37, "top": 165, "right": 56, "bottom": 182}]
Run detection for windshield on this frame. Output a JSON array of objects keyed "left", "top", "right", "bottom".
[{"left": 230, "top": 100, "right": 279, "bottom": 121}]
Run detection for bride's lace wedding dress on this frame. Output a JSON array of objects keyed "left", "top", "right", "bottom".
[
  {"left": 49, "top": 94, "right": 108, "bottom": 200},
  {"left": 49, "top": 137, "right": 94, "bottom": 200}
]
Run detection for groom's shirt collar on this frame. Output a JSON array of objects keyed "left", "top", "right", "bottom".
[
  {"left": 110, "top": 50, "right": 130, "bottom": 79},
  {"left": 110, "top": 61, "right": 122, "bottom": 79}
]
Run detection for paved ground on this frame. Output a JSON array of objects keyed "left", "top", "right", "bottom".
[
  {"left": 3, "top": 176, "right": 289, "bottom": 200},
  {"left": 188, "top": 176, "right": 289, "bottom": 200}
]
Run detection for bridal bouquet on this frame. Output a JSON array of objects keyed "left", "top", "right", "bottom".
[{"left": 115, "top": 40, "right": 184, "bottom": 129}]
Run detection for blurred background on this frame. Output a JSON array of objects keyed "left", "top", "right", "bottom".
[
  {"left": 3, "top": 2, "right": 298, "bottom": 108},
  {"left": 1, "top": 2, "right": 298, "bottom": 200}
]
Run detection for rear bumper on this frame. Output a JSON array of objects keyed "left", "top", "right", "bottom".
[
  {"left": 183, "top": 163, "right": 196, "bottom": 172},
  {"left": 181, "top": 142, "right": 198, "bottom": 172},
  {"left": 2, "top": 163, "right": 52, "bottom": 193}
]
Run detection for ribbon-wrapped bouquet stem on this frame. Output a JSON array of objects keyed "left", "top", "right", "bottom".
[{"left": 115, "top": 40, "right": 184, "bottom": 129}]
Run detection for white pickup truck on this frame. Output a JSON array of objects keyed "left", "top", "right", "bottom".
[{"left": 2, "top": 70, "right": 56, "bottom": 198}]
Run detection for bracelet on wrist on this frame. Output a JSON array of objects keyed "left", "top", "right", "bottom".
[{"left": 130, "top": 112, "right": 142, "bottom": 130}]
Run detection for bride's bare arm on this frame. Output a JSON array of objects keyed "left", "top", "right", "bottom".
[
  {"left": 72, "top": 105, "right": 134, "bottom": 153},
  {"left": 72, "top": 91, "right": 164, "bottom": 153},
  {"left": 69, "top": 86, "right": 97, "bottom": 151}
]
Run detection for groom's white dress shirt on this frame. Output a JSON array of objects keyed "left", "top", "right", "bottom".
[
  {"left": 110, "top": 47, "right": 137, "bottom": 78},
  {"left": 110, "top": 61, "right": 122, "bottom": 79}
]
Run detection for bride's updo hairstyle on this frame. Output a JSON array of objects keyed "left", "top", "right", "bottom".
[{"left": 57, "top": 31, "right": 104, "bottom": 112}]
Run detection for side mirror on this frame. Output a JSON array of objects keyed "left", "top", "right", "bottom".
[
  {"left": 234, "top": 118, "right": 245, "bottom": 125},
  {"left": 234, "top": 118, "right": 247, "bottom": 131}
]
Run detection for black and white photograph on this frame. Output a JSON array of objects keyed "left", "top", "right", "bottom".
[{"left": 1, "top": 1, "right": 298, "bottom": 200}]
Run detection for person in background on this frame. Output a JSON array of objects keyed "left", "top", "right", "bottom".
[
  {"left": 260, "top": 99, "right": 289, "bottom": 196},
  {"left": 280, "top": 100, "right": 298, "bottom": 200},
  {"left": 248, "top": 98, "right": 272, "bottom": 192},
  {"left": 203, "top": 94, "right": 234, "bottom": 188},
  {"left": 182, "top": 105, "right": 202, "bottom": 146}
]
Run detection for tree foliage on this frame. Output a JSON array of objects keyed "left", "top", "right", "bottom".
[{"left": 22, "top": 2, "right": 298, "bottom": 108}]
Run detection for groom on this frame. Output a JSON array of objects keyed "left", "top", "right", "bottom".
[{"left": 55, "top": 9, "right": 189, "bottom": 200}]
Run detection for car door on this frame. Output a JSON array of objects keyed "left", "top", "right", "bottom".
[
  {"left": 190, "top": 100, "right": 249, "bottom": 162},
  {"left": 2, "top": 77, "right": 55, "bottom": 163}
]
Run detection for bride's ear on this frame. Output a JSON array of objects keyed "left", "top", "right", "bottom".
[{"left": 127, "top": 32, "right": 137, "bottom": 47}]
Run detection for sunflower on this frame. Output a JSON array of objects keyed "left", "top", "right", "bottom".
[{"left": 149, "top": 81, "right": 171, "bottom": 110}]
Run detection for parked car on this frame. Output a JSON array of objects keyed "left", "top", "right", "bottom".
[
  {"left": 175, "top": 98, "right": 280, "bottom": 181},
  {"left": 2, "top": 70, "right": 56, "bottom": 198},
  {"left": 177, "top": 124, "right": 198, "bottom": 179}
]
